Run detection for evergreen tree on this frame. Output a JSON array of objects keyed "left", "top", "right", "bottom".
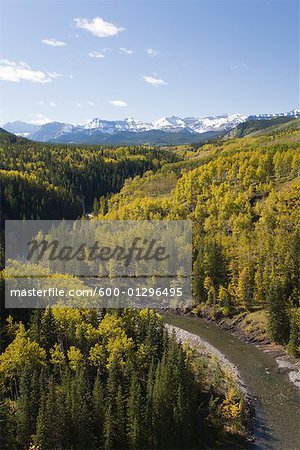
[
  {"left": 115, "top": 386, "right": 126, "bottom": 448},
  {"left": 92, "top": 197, "right": 99, "bottom": 214},
  {"left": 104, "top": 359, "right": 125, "bottom": 449},
  {"left": 92, "top": 370, "right": 104, "bottom": 448},
  {"left": 145, "top": 359, "right": 155, "bottom": 447},
  {"left": 288, "top": 313, "right": 299, "bottom": 357},
  {"left": 127, "top": 373, "right": 144, "bottom": 449},
  {"left": 204, "top": 240, "right": 227, "bottom": 290},
  {"left": 267, "top": 281, "right": 290, "bottom": 344},
  {"left": 70, "top": 368, "right": 94, "bottom": 449},
  {"left": 193, "top": 243, "right": 206, "bottom": 301},
  {"left": 0, "top": 398, "right": 16, "bottom": 449},
  {"left": 36, "top": 379, "right": 66, "bottom": 450},
  {"left": 40, "top": 308, "right": 58, "bottom": 353},
  {"left": 16, "top": 365, "right": 39, "bottom": 447}
]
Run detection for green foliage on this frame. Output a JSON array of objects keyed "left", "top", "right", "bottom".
[
  {"left": 288, "top": 310, "right": 300, "bottom": 357},
  {"left": 0, "top": 169, "right": 81, "bottom": 223},
  {"left": 0, "top": 141, "right": 178, "bottom": 216},
  {"left": 1, "top": 309, "right": 234, "bottom": 449},
  {"left": 0, "top": 398, "right": 16, "bottom": 449},
  {"left": 267, "top": 282, "right": 290, "bottom": 344},
  {"left": 16, "top": 365, "right": 41, "bottom": 447}
]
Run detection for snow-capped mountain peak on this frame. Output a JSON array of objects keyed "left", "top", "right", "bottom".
[
  {"left": 82, "top": 117, "right": 152, "bottom": 134},
  {"left": 123, "top": 118, "right": 152, "bottom": 132},
  {"left": 153, "top": 116, "right": 187, "bottom": 131},
  {"left": 3, "top": 109, "right": 299, "bottom": 144},
  {"left": 151, "top": 113, "right": 247, "bottom": 133},
  {"left": 248, "top": 109, "right": 300, "bottom": 120}
]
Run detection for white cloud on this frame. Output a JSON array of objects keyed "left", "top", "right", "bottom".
[
  {"left": 120, "top": 47, "right": 134, "bottom": 55},
  {"left": 143, "top": 75, "right": 167, "bottom": 86},
  {"left": 29, "top": 114, "right": 52, "bottom": 125},
  {"left": 69, "top": 74, "right": 74, "bottom": 79},
  {"left": 74, "top": 16, "right": 125, "bottom": 37},
  {"left": 87, "top": 101, "right": 95, "bottom": 106},
  {"left": 0, "top": 59, "right": 61, "bottom": 83},
  {"left": 76, "top": 102, "right": 84, "bottom": 108},
  {"left": 109, "top": 100, "right": 127, "bottom": 107},
  {"left": 88, "top": 51, "right": 105, "bottom": 59},
  {"left": 230, "top": 62, "right": 248, "bottom": 70},
  {"left": 42, "top": 38, "right": 67, "bottom": 47},
  {"left": 147, "top": 48, "right": 159, "bottom": 57},
  {"left": 37, "top": 100, "right": 56, "bottom": 107}
]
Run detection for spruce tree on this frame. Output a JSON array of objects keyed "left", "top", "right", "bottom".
[
  {"left": 92, "top": 370, "right": 104, "bottom": 448},
  {"left": 288, "top": 314, "right": 299, "bottom": 357},
  {"left": 267, "top": 281, "right": 290, "bottom": 344},
  {"left": 0, "top": 398, "right": 17, "bottom": 449},
  {"left": 127, "top": 374, "right": 144, "bottom": 449},
  {"left": 40, "top": 308, "right": 58, "bottom": 353},
  {"left": 115, "top": 386, "right": 126, "bottom": 448},
  {"left": 104, "top": 358, "right": 125, "bottom": 449},
  {"left": 145, "top": 359, "right": 155, "bottom": 447},
  {"left": 36, "top": 379, "right": 65, "bottom": 450},
  {"left": 16, "top": 365, "right": 34, "bottom": 447},
  {"left": 70, "top": 368, "right": 94, "bottom": 449}
]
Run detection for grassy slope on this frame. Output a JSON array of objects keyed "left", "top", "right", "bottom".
[
  {"left": 248, "top": 117, "right": 300, "bottom": 137},
  {"left": 226, "top": 116, "right": 298, "bottom": 138}
]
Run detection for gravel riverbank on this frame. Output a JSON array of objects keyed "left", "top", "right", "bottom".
[
  {"left": 188, "top": 307, "right": 300, "bottom": 392},
  {"left": 166, "top": 324, "right": 249, "bottom": 396}
]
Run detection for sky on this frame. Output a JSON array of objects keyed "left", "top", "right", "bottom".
[{"left": 0, "top": 0, "right": 299, "bottom": 124}]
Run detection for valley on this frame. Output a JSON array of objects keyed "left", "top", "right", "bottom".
[{"left": 1, "top": 116, "right": 300, "bottom": 449}]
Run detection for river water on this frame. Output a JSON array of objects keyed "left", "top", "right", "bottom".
[{"left": 165, "top": 314, "right": 300, "bottom": 450}]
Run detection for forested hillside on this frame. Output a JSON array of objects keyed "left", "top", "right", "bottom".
[
  {"left": 0, "top": 134, "right": 249, "bottom": 449},
  {"left": 0, "top": 139, "right": 179, "bottom": 216},
  {"left": 97, "top": 128, "right": 300, "bottom": 353}
]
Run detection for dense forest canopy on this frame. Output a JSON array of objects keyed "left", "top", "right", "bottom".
[
  {"left": 0, "top": 308, "right": 246, "bottom": 449},
  {"left": 0, "top": 137, "right": 180, "bottom": 217}
]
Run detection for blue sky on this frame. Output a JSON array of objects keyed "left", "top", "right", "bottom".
[{"left": 0, "top": 0, "right": 299, "bottom": 124}]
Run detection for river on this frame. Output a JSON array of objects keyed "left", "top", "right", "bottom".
[{"left": 164, "top": 314, "right": 300, "bottom": 450}]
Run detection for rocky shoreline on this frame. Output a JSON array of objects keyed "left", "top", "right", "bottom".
[
  {"left": 166, "top": 323, "right": 248, "bottom": 394},
  {"left": 176, "top": 308, "right": 300, "bottom": 392}
]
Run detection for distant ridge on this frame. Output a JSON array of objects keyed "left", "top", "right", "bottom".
[
  {"left": 2, "top": 113, "right": 246, "bottom": 144},
  {"left": 0, "top": 127, "right": 29, "bottom": 144},
  {"left": 3, "top": 109, "right": 300, "bottom": 145}
]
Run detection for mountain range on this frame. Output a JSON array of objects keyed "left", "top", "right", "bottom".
[{"left": 3, "top": 109, "right": 300, "bottom": 145}]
